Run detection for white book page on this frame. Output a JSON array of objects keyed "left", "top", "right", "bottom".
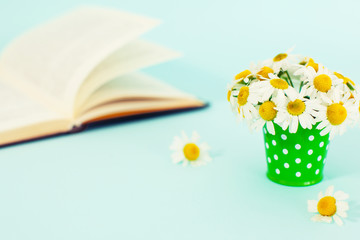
[
  {"left": 0, "top": 80, "right": 68, "bottom": 133},
  {"left": 76, "top": 73, "right": 201, "bottom": 118},
  {"left": 0, "top": 6, "right": 159, "bottom": 114},
  {"left": 74, "top": 40, "right": 181, "bottom": 113}
]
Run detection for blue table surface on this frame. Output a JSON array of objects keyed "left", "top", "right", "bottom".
[{"left": 0, "top": 0, "right": 360, "bottom": 239}]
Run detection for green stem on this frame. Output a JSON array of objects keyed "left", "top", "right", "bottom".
[
  {"left": 346, "top": 82, "right": 355, "bottom": 91},
  {"left": 299, "top": 81, "right": 304, "bottom": 92},
  {"left": 285, "top": 70, "right": 294, "bottom": 88}
]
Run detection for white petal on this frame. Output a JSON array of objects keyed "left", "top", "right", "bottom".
[
  {"left": 337, "top": 201, "right": 349, "bottom": 212},
  {"left": 181, "top": 131, "right": 189, "bottom": 142},
  {"left": 325, "top": 185, "right": 334, "bottom": 196},
  {"left": 334, "top": 191, "right": 349, "bottom": 201},
  {"left": 267, "top": 121, "right": 275, "bottom": 135},
  {"left": 169, "top": 136, "right": 183, "bottom": 150},
  {"left": 191, "top": 131, "right": 200, "bottom": 142},
  {"left": 333, "top": 215, "right": 343, "bottom": 226},
  {"left": 171, "top": 152, "right": 184, "bottom": 163},
  {"left": 290, "top": 116, "right": 298, "bottom": 133},
  {"left": 199, "top": 142, "right": 210, "bottom": 151},
  {"left": 329, "top": 128, "right": 336, "bottom": 140},
  {"left": 317, "top": 121, "right": 327, "bottom": 130},
  {"left": 320, "top": 216, "right": 332, "bottom": 223},
  {"left": 318, "top": 191, "right": 324, "bottom": 200},
  {"left": 281, "top": 119, "right": 290, "bottom": 130},
  {"left": 321, "top": 126, "right": 331, "bottom": 136},
  {"left": 307, "top": 200, "right": 318, "bottom": 213},
  {"left": 311, "top": 214, "right": 323, "bottom": 222},
  {"left": 299, "top": 114, "right": 307, "bottom": 129},
  {"left": 336, "top": 211, "right": 348, "bottom": 218}
]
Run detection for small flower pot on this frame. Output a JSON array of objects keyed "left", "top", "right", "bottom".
[{"left": 263, "top": 123, "right": 330, "bottom": 186}]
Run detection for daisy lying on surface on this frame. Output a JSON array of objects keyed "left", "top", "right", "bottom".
[
  {"left": 227, "top": 50, "right": 360, "bottom": 139},
  {"left": 308, "top": 186, "right": 349, "bottom": 226},
  {"left": 170, "top": 131, "right": 212, "bottom": 167}
]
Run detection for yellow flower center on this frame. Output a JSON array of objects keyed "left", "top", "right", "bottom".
[
  {"left": 257, "top": 66, "right": 274, "bottom": 80},
  {"left": 234, "top": 70, "right": 251, "bottom": 80},
  {"left": 259, "top": 101, "right": 277, "bottom": 121},
  {"left": 327, "top": 103, "right": 347, "bottom": 125},
  {"left": 317, "top": 196, "right": 337, "bottom": 216},
  {"left": 273, "top": 53, "right": 287, "bottom": 62},
  {"left": 287, "top": 99, "right": 306, "bottom": 116},
  {"left": 306, "top": 58, "right": 319, "bottom": 72},
  {"left": 270, "top": 78, "right": 289, "bottom": 90},
  {"left": 183, "top": 143, "right": 200, "bottom": 161},
  {"left": 313, "top": 74, "right": 332, "bottom": 92},
  {"left": 227, "top": 90, "right": 231, "bottom": 102},
  {"left": 237, "top": 86, "right": 249, "bottom": 106}
]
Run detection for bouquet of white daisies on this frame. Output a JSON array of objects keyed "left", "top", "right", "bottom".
[{"left": 227, "top": 50, "right": 359, "bottom": 139}]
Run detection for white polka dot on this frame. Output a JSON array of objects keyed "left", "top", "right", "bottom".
[
  {"left": 267, "top": 157, "right": 271, "bottom": 163},
  {"left": 295, "top": 144, "right": 301, "bottom": 150},
  {"left": 284, "top": 163, "right": 289, "bottom": 168},
  {"left": 264, "top": 128, "right": 267, "bottom": 134},
  {"left": 295, "top": 158, "right": 301, "bottom": 164},
  {"left": 319, "top": 142, "right": 324, "bottom": 147},
  {"left": 309, "top": 135, "right": 314, "bottom": 141},
  {"left": 296, "top": 172, "right": 301, "bottom": 177},
  {"left": 272, "top": 140, "right": 277, "bottom": 146},
  {"left": 323, "top": 158, "right": 326, "bottom": 164},
  {"left": 308, "top": 149, "right": 313, "bottom": 155},
  {"left": 326, "top": 145, "right": 329, "bottom": 150},
  {"left": 266, "top": 143, "right": 269, "bottom": 149},
  {"left": 283, "top": 149, "right": 288, "bottom": 155},
  {"left": 281, "top": 134, "right": 287, "bottom": 140},
  {"left": 276, "top": 169, "right": 280, "bottom": 174},
  {"left": 307, "top": 163, "right": 312, "bottom": 169},
  {"left": 315, "top": 169, "right": 320, "bottom": 175},
  {"left": 317, "top": 156, "right": 322, "bottom": 161},
  {"left": 274, "top": 154, "right": 278, "bottom": 160}
]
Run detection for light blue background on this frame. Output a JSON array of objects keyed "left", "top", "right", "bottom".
[{"left": 0, "top": 0, "right": 360, "bottom": 239}]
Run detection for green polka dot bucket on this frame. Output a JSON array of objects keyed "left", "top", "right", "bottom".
[{"left": 263, "top": 123, "right": 330, "bottom": 187}]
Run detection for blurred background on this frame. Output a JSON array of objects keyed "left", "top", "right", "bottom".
[{"left": 0, "top": 0, "right": 359, "bottom": 239}]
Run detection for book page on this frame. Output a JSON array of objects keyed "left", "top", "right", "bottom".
[
  {"left": 0, "top": 80, "right": 71, "bottom": 146},
  {"left": 75, "top": 73, "right": 203, "bottom": 120},
  {"left": 0, "top": 6, "right": 159, "bottom": 114},
  {"left": 74, "top": 40, "right": 181, "bottom": 113},
  {"left": 77, "top": 98, "right": 204, "bottom": 126}
]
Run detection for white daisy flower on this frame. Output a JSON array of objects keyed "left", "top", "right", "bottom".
[
  {"left": 251, "top": 99, "right": 281, "bottom": 135},
  {"left": 308, "top": 185, "right": 349, "bottom": 226},
  {"left": 265, "top": 47, "right": 299, "bottom": 73},
  {"left": 233, "top": 84, "right": 260, "bottom": 121},
  {"left": 233, "top": 69, "right": 254, "bottom": 85},
  {"left": 275, "top": 88, "right": 320, "bottom": 133},
  {"left": 298, "top": 56, "right": 311, "bottom": 66},
  {"left": 315, "top": 92, "right": 358, "bottom": 139},
  {"left": 170, "top": 131, "right": 211, "bottom": 167},
  {"left": 301, "top": 64, "right": 343, "bottom": 104},
  {"left": 333, "top": 71, "right": 356, "bottom": 93},
  {"left": 294, "top": 57, "right": 319, "bottom": 78},
  {"left": 350, "top": 85, "right": 360, "bottom": 120},
  {"left": 251, "top": 73, "right": 297, "bottom": 102},
  {"left": 227, "top": 83, "right": 238, "bottom": 113},
  {"left": 248, "top": 61, "right": 275, "bottom": 80}
]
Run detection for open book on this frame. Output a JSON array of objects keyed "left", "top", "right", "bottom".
[{"left": 0, "top": 7, "right": 205, "bottom": 147}]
